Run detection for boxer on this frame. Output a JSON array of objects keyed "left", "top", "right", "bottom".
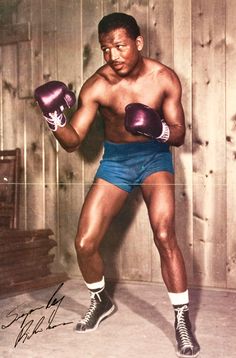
[{"left": 35, "top": 12, "right": 200, "bottom": 358}]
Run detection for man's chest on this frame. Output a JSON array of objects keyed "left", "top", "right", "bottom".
[{"left": 99, "top": 77, "right": 164, "bottom": 114}]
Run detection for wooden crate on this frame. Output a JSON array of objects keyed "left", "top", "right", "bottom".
[{"left": 0, "top": 229, "right": 68, "bottom": 297}]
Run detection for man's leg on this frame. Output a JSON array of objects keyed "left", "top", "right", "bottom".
[
  {"left": 75, "top": 178, "right": 129, "bottom": 332},
  {"left": 141, "top": 171, "right": 200, "bottom": 357}
]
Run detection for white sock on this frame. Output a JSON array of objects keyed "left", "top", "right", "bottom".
[
  {"left": 168, "top": 289, "right": 189, "bottom": 306},
  {"left": 85, "top": 276, "right": 105, "bottom": 291}
]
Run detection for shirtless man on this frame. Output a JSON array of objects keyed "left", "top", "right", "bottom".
[{"left": 35, "top": 12, "right": 200, "bottom": 358}]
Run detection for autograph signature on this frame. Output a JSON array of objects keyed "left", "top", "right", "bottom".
[{"left": 1, "top": 283, "right": 73, "bottom": 348}]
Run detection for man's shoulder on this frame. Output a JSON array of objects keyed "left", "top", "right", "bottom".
[
  {"left": 82, "top": 65, "right": 113, "bottom": 90},
  {"left": 80, "top": 66, "right": 110, "bottom": 99},
  {"left": 145, "top": 58, "right": 177, "bottom": 79},
  {"left": 145, "top": 58, "right": 181, "bottom": 91}
]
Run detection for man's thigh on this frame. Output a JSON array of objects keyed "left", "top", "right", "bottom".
[
  {"left": 141, "top": 171, "right": 175, "bottom": 227},
  {"left": 77, "top": 178, "right": 129, "bottom": 242}
]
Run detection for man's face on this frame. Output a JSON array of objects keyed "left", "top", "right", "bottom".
[{"left": 99, "top": 28, "right": 143, "bottom": 77}]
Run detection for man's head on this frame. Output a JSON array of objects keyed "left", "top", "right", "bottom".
[
  {"left": 98, "top": 13, "right": 143, "bottom": 77},
  {"left": 98, "top": 12, "right": 140, "bottom": 40}
]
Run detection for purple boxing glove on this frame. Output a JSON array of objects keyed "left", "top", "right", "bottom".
[
  {"left": 125, "top": 103, "right": 170, "bottom": 142},
  {"left": 34, "top": 81, "right": 76, "bottom": 131}
]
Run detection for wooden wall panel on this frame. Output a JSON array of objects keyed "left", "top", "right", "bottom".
[
  {"left": 192, "top": 0, "right": 227, "bottom": 287},
  {"left": 1, "top": 45, "right": 18, "bottom": 148},
  {"left": 173, "top": 0, "right": 193, "bottom": 283},
  {"left": 24, "top": 99, "right": 45, "bottom": 230},
  {"left": 56, "top": 0, "right": 83, "bottom": 276},
  {"left": 149, "top": 0, "right": 174, "bottom": 282},
  {"left": 103, "top": 0, "right": 118, "bottom": 14},
  {"left": 119, "top": 0, "right": 149, "bottom": 56},
  {"left": 0, "top": 47, "right": 2, "bottom": 148},
  {"left": 99, "top": 1, "right": 122, "bottom": 280},
  {"left": 17, "top": 0, "right": 44, "bottom": 230},
  {"left": 15, "top": 0, "right": 31, "bottom": 229},
  {"left": 81, "top": 0, "right": 104, "bottom": 189},
  {"left": 113, "top": 0, "right": 152, "bottom": 282},
  {"left": 149, "top": 0, "right": 173, "bottom": 66},
  {"left": 17, "top": 0, "right": 33, "bottom": 98},
  {"left": 41, "top": 0, "right": 58, "bottom": 268},
  {"left": 226, "top": 0, "right": 236, "bottom": 288},
  {"left": 0, "top": 43, "right": 26, "bottom": 229},
  {"left": 0, "top": 0, "right": 235, "bottom": 290}
]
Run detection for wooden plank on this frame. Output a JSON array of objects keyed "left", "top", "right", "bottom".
[
  {"left": 0, "top": 267, "right": 51, "bottom": 284},
  {"left": 0, "top": 261, "right": 52, "bottom": 277},
  {"left": 103, "top": 0, "right": 118, "bottom": 14},
  {"left": 101, "top": 189, "right": 151, "bottom": 281},
  {"left": 41, "top": 0, "right": 58, "bottom": 267},
  {"left": 148, "top": 0, "right": 174, "bottom": 282},
  {"left": 23, "top": 0, "right": 44, "bottom": 229},
  {"left": 81, "top": 0, "right": 104, "bottom": 186},
  {"left": 56, "top": 0, "right": 83, "bottom": 276},
  {"left": 111, "top": 1, "right": 151, "bottom": 282},
  {"left": 1, "top": 31, "right": 26, "bottom": 230},
  {"left": 0, "top": 12, "right": 26, "bottom": 226},
  {"left": 0, "top": 255, "right": 54, "bottom": 275},
  {"left": 119, "top": 0, "right": 149, "bottom": 56},
  {"left": 31, "top": 0, "right": 43, "bottom": 91},
  {"left": 17, "top": 0, "right": 33, "bottom": 98},
  {"left": 173, "top": 0, "right": 193, "bottom": 283},
  {"left": 0, "top": 22, "right": 31, "bottom": 45},
  {"left": 0, "top": 240, "right": 56, "bottom": 257},
  {"left": 0, "top": 273, "right": 68, "bottom": 298},
  {"left": 226, "top": 0, "right": 236, "bottom": 288},
  {"left": 148, "top": 0, "right": 173, "bottom": 66},
  {"left": 0, "top": 247, "right": 54, "bottom": 264},
  {"left": 0, "top": 0, "right": 19, "bottom": 25},
  {"left": 0, "top": 228, "right": 53, "bottom": 237},
  {"left": 82, "top": 1, "right": 136, "bottom": 281},
  {"left": 0, "top": 236, "right": 51, "bottom": 245},
  {"left": 1, "top": 44, "right": 19, "bottom": 148},
  {"left": 0, "top": 46, "right": 2, "bottom": 150},
  {"left": 25, "top": 97, "right": 44, "bottom": 230},
  {"left": 192, "top": 0, "right": 226, "bottom": 288}
]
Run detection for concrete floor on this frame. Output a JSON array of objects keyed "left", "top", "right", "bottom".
[{"left": 0, "top": 278, "right": 235, "bottom": 358}]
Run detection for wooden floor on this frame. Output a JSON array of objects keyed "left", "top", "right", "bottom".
[{"left": 0, "top": 278, "right": 235, "bottom": 357}]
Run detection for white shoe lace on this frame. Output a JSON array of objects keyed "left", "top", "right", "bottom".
[
  {"left": 80, "top": 291, "right": 102, "bottom": 325},
  {"left": 175, "top": 305, "right": 193, "bottom": 350},
  {"left": 43, "top": 110, "right": 66, "bottom": 131}
]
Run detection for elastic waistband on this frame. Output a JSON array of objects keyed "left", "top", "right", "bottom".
[{"left": 103, "top": 140, "right": 170, "bottom": 159}]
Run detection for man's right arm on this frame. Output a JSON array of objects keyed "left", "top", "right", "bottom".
[
  {"left": 35, "top": 79, "right": 99, "bottom": 152},
  {"left": 54, "top": 89, "right": 99, "bottom": 152}
]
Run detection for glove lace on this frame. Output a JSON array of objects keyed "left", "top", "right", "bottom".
[{"left": 43, "top": 110, "right": 66, "bottom": 131}]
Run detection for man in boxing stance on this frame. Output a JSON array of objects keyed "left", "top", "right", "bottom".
[{"left": 35, "top": 12, "right": 200, "bottom": 358}]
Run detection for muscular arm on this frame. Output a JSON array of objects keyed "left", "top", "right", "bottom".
[
  {"left": 161, "top": 70, "right": 185, "bottom": 147},
  {"left": 54, "top": 80, "right": 99, "bottom": 152}
]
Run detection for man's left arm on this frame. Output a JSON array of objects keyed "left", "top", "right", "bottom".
[{"left": 161, "top": 70, "right": 185, "bottom": 147}]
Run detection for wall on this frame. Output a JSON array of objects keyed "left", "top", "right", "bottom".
[{"left": 0, "top": 0, "right": 235, "bottom": 289}]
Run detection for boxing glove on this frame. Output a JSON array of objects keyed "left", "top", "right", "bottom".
[
  {"left": 34, "top": 81, "right": 76, "bottom": 131},
  {"left": 125, "top": 103, "right": 170, "bottom": 142}
]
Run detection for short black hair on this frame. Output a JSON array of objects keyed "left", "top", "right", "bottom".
[{"left": 98, "top": 12, "right": 141, "bottom": 40}]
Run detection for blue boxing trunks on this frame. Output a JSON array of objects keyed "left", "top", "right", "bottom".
[{"left": 95, "top": 140, "right": 174, "bottom": 193}]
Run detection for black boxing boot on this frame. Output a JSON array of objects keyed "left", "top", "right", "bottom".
[
  {"left": 174, "top": 304, "right": 200, "bottom": 357},
  {"left": 75, "top": 288, "right": 115, "bottom": 333}
]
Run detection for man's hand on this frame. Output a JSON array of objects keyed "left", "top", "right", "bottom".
[
  {"left": 34, "top": 81, "right": 76, "bottom": 131},
  {"left": 124, "top": 103, "right": 170, "bottom": 142}
]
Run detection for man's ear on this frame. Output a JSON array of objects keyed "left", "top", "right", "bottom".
[{"left": 136, "top": 36, "right": 144, "bottom": 51}]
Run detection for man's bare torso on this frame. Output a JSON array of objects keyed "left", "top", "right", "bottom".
[{"left": 90, "top": 58, "right": 170, "bottom": 143}]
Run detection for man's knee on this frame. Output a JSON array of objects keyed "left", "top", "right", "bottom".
[
  {"left": 75, "top": 235, "right": 97, "bottom": 258},
  {"left": 153, "top": 221, "right": 175, "bottom": 250}
]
